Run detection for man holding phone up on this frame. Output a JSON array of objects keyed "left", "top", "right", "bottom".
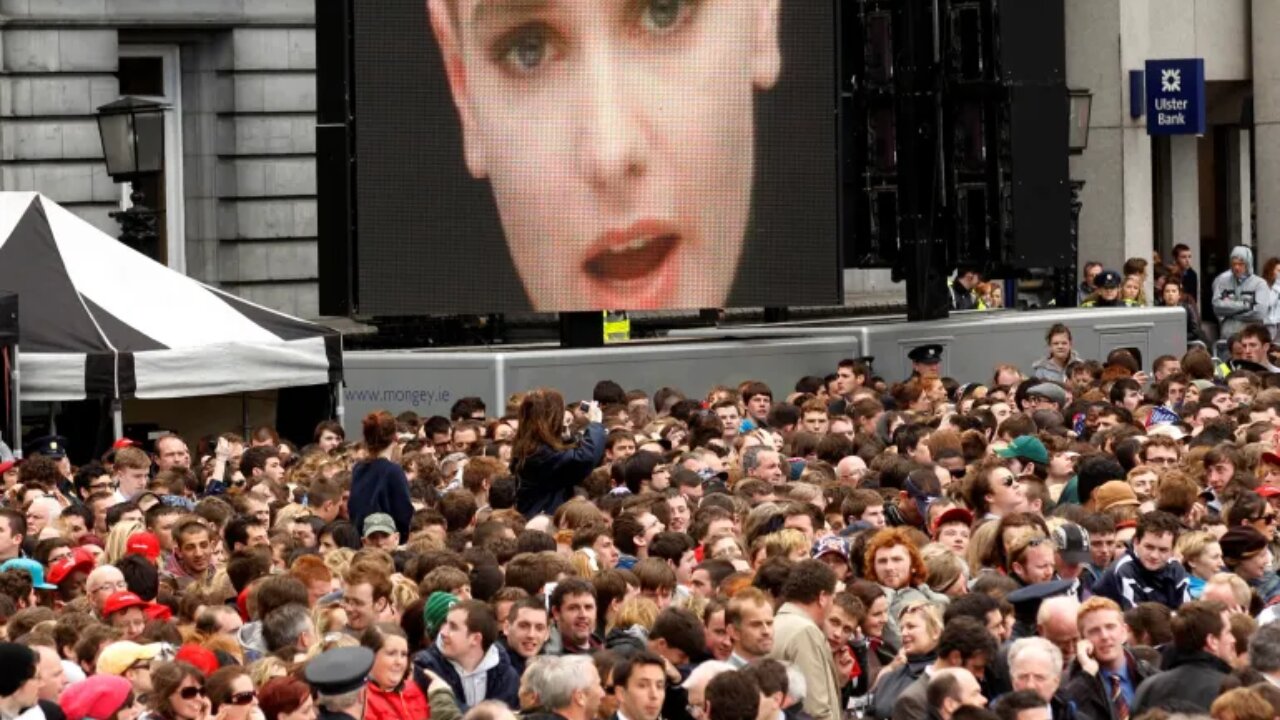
[{"left": 1062, "top": 598, "right": 1157, "bottom": 720}]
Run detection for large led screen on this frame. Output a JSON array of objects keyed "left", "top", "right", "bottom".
[{"left": 353, "top": 0, "right": 838, "bottom": 315}]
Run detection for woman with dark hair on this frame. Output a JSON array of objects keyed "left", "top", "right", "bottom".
[
  {"left": 318, "top": 520, "right": 362, "bottom": 552},
  {"left": 347, "top": 411, "right": 413, "bottom": 539},
  {"left": 361, "top": 623, "right": 429, "bottom": 720},
  {"left": 206, "top": 667, "right": 258, "bottom": 720},
  {"left": 147, "top": 661, "right": 210, "bottom": 720},
  {"left": 258, "top": 676, "right": 316, "bottom": 720},
  {"left": 511, "top": 388, "right": 606, "bottom": 517}
]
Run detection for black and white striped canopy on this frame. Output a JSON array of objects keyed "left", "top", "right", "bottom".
[{"left": 0, "top": 192, "right": 342, "bottom": 401}]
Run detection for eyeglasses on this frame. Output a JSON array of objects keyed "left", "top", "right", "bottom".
[
  {"left": 90, "top": 580, "right": 129, "bottom": 594},
  {"left": 88, "top": 481, "right": 116, "bottom": 491},
  {"left": 229, "top": 692, "right": 256, "bottom": 706},
  {"left": 179, "top": 686, "right": 207, "bottom": 700},
  {"left": 1255, "top": 514, "right": 1278, "bottom": 525}
]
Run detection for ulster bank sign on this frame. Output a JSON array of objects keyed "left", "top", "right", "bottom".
[{"left": 1145, "top": 58, "right": 1206, "bottom": 135}]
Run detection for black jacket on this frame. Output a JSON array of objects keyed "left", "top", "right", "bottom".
[
  {"left": 1062, "top": 651, "right": 1157, "bottom": 720},
  {"left": 412, "top": 643, "right": 521, "bottom": 711},
  {"left": 952, "top": 281, "right": 976, "bottom": 311},
  {"left": 868, "top": 652, "right": 936, "bottom": 720},
  {"left": 1131, "top": 649, "right": 1232, "bottom": 715},
  {"left": 1091, "top": 548, "right": 1190, "bottom": 610},
  {"left": 348, "top": 458, "right": 414, "bottom": 539},
  {"left": 513, "top": 423, "right": 606, "bottom": 517}
]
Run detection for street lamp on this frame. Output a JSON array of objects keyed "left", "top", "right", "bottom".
[
  {"left": 1068, "top": 88, "right": 1093, "bottom": 155},
  {"left": 1056, "top": 87, "right": 1093, "bottom": 308},
  {"left": 96, "top": 97, "right": 167, "bottom": 258}
]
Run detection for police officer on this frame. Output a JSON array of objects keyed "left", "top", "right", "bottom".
[
  {"left": 23, "top": 435, "right": 76, "bottom": 505},
  {"left": 305, "top": 646, "right": 376, "bottom": 720},
  {"left": 907, "top": 344, "right": 944, "bottom": 380},
  {"left": 1081, "top": 270, "right": 1133, "bottom": 308}
]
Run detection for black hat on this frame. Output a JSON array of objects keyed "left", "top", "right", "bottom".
[
  {"left": 907, "top": 344, "right": 944, "bottom": 364},
  {"left": 1095, "top": 270, "right": 1122, "bottom": 289},
  {"left": 1005, "top": 579, "right": 1075, "bottom": 626},
  {"left": 0, "top": 642, "right": 37, "bottom": 697},
  {"left": 1052, "top": 523, "right": 1091, "bottom": 565},
  {"left": 1220, "top": 526, "right": 1268, "bottom": 564},
  {"left": 24, "top": 434, "right": 67, "bottom": 459},
  {"left": 303, "top": 647, "right": 375, "bottom": 696}
]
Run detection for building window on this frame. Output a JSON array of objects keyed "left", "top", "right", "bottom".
[{"left": 115, "top": 46, "right": 185, "bottom": 272}]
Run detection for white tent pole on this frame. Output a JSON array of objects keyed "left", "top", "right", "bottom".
[
  {"left": 10, "top": 344, "right": 20, "bottom": 459},
  {"left": 334, "top": 380, "right": 345, "bottom": 425},
  {"left": 111, "top": 399, "right": 123, "bottom": 440}
]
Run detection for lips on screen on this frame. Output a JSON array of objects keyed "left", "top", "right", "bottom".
[{"left": 352, "top": 0, "right": 838, "bottom": 315}]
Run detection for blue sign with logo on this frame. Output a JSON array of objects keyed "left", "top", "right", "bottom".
[{"left": 1145, "top": 58, "right": 1206, "bottom": 135}]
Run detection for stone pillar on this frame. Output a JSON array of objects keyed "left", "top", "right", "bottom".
[
  {"left": 1167, "top": 134, "right": 1201, "bottom": 262},
  {"left": 1253, "top": 0, "right": 1280, "bottom": 262},
  {"left": 1227, "top": 129, "right": 1253, "bottom": 250},
  {"left": 1066, "top": 0, "right": 1154, "bottom": 276}
]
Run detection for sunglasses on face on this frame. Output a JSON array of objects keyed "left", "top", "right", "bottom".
[
  {"left": 229, "top": 692, "right": 256, "bottom": 706},
  {"left": 1255, "top": 514, "right": 1278, "bottom": 525},
  {"left": 179, "top": 686, "right": 207, "bottom": 700}
]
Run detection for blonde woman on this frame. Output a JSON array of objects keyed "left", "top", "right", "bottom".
[
  {"left": 868, "top": 601, "right": 945, "bottom": 719},
  {"left": 248, "top": 655, "right": 289, "bottom": 688},
  {"left": 105, "top": 520, "right": 145, "bottom": 565},
  {"left": 1176, "top": 531, "right": 1223, "bottom": 599},
  {"left": 313, "top": 602, "right": 349, "bottom": 637},
  {"left": 761, "top": 529, "right": 810, "bottom": 562},
  {"left": 324, "top": 547, "right": 355, "bottom": 581},
  {"left": 604, "top": 596, "right": 660, "bottom": 655}
]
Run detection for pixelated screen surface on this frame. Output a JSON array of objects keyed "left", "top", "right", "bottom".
[{"left": 353, "top": 0, "right": 838, "bottom": 314}]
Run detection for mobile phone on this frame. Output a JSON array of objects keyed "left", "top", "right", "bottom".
[{"left": 579, "top": 401, "right": 591, "bottom": 412}]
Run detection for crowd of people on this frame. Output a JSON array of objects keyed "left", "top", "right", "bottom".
[{"left": 12, "top": 277, "right": 1280, "bottom": 720}]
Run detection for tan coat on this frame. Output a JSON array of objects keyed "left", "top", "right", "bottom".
[{"left": 769, "top": 602, "right": 841, "bottom": 720}]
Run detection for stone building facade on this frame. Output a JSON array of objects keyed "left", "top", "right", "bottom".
[{"left": 0, "top": 0, "right": 319, "bottom": 317}]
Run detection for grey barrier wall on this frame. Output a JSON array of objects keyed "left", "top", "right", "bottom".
[
  {"left": 341, "top": 307, "right": 1187, "bottom": 432},
  {"left": 341, "top": 335, "right": 862, "bottom": 434}
]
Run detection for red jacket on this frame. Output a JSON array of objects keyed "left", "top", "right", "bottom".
[{"left": 365, "top": 679, "right": 430, "bottom": 720}]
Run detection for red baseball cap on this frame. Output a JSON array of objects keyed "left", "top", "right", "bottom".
[
  {"left": 102, "top": 591, "right": 148, "bottom": 618},
  {"left": 112, "top": 438, "right": 137, "bottom": 450},
  {"left": 1258, "top": 485, "right": 1280, "bottom": 499},
  {"left": 47, "top": 547, "right": 96, "bottom": 585},
  {"left": 125, "top": 532, "right": 161, "bottom": 562},
  {"left": 175, "top": 644, "right": 219, "bottom": 676},
  {"left": 931, "top": 507, "right": 975, "bottom": 537},
  {"left": 0, "top": 459, "right": 17, "bottom": 475}
]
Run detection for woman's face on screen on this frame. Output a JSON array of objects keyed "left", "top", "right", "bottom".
[{"left": 429, "top": 0, "right": 782, "bottom": 311}]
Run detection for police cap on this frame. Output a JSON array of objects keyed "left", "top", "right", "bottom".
[
  {"left": 907, "top": 344, "right": 944, "bottom": 364},
  {"left": 303, "top": 647, "right": 374, "bottom": 696}
]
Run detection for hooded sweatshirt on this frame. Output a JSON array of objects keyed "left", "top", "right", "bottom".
[{"left": 1212, "top": 245, "right": 1272, "bottom": 338}]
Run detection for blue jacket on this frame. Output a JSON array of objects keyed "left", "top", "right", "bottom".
[
  {"left": 513, "top": 423, "right": 606, "bottom": 517},
  {"left": 348, "top": 458, "right": 413, "bottom": 539},
  {"left": 412, "top": 642, "right": 520, "bottom": 710},
  {"left": 1091, "top": 547, "right": 1190, "bottom": 610}
]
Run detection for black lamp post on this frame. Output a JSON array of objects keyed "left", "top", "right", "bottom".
[
  {"left": 96, "top": 97, "right": 167, "bottom": 258},
  {"left": 1055, "top": 88, "right": 1093, "bottom": 308}
]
